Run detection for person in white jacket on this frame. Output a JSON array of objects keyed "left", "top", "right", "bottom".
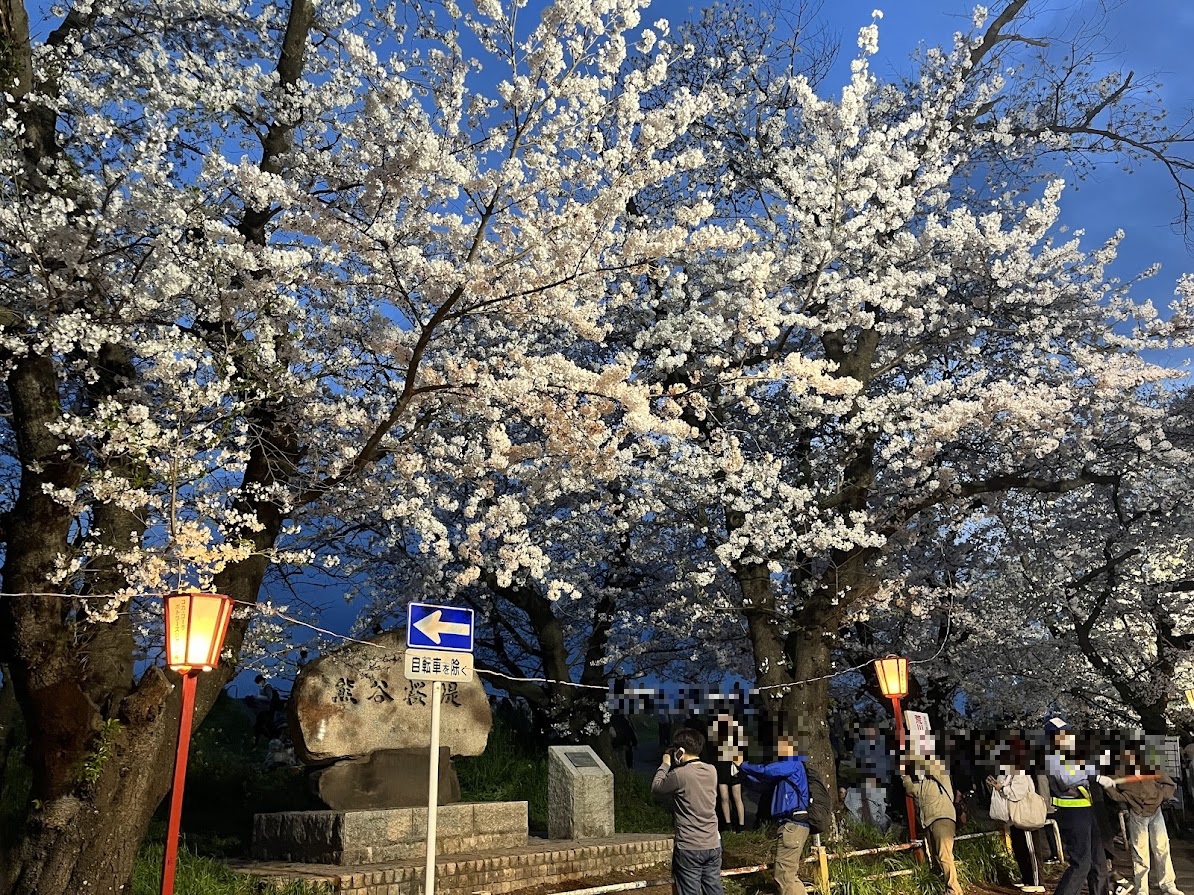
[{"left": 987, "top": 761, "right": 1046, "bottom": 893}]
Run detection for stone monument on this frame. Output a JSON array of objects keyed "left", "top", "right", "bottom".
[
  {"left": 547, "top": 745, "right": 614, "bottom": 839},
  {"left": 288, "top": 630, "right": 490, "bottom": 809},
  {"left": 253, "top": 629, "right": 528, "bottom": 864}
]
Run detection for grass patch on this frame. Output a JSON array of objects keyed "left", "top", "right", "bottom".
[
  {"left": 830, "top": 817, "right": 903, "bottom": 849},
  {"left": 716, "top": 821, "right": 1017, "bottom": 895},
  {"left": 455, "top": 722, "right": 550, "bottom": 830},
  {"left": 721, "top": 827, "right": 778, "bottom": 868},
  {"left": 956, "top": 833, "right": 1018, "bottom": 888},
  {"left": 133, "top": 844, "right": 330, "bottom": 895},
  {"left": 613, "top": 764, "right": 673, "bottom": 834}
]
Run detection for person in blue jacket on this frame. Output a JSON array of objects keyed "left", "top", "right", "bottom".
[{"left": 733, "top": 735, "right": 811, "bottom": 895}]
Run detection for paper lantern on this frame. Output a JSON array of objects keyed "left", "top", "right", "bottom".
[
  {"left": 164, "top": 592, "right": 233, "bottom": 673},
  {"left": 875, "top": 655, "right": 909, "bottom": 700}
]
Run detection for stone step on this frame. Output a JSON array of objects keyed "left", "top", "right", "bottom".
[
  {"left": 232, "top": 833, "right": 675, "bottom": 895},
  {"left": 253, "top": 802, "right": 529, "bottom": 865}
]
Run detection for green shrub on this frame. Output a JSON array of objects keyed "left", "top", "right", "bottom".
[{"left": 161, "top": 692, "right": 314, "bottom": 855}]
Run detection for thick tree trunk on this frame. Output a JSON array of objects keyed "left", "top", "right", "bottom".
[
  {"left": 0, "top": 360, "right": 289, "bottom": 895},
  {"left": 737, "top": 558, "right": 838, "bottom": 796},
  {"left": 780, "top": 633, "right": 835, "bottom": 789},
  {"left": 0, "top": 663, "right": 237, "bottom": 895},
  {"left": 1136, "top": 699, "right": 1169, "bottom": 735},
  {"left": 0, "top": 667, "right": 26, "bottom": 875},
  {"left": 0, "top": 2, "right": 314, "bottom": 890}
]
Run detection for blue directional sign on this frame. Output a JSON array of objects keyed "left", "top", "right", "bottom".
[{"left": 407, "top": 602, "right": 474, "bottom": 653}]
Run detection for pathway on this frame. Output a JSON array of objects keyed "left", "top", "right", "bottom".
[{"left": 1170, "top": 836, "right": 1194, "bottom": 894}]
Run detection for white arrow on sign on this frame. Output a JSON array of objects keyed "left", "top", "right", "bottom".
[{"left": 414, "top": 609, "right": 470, "bottom": 645}]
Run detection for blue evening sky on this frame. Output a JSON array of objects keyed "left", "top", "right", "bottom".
[{"left": 691, "top": 0, "right": 1194, "bottom": 366}]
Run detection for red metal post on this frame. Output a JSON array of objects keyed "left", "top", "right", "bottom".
[
  {"left": 890, "top": 697, "right": 919, "bottom": 852},
  {"left": 161, "top": 672, "right": 199, "bottom": 895}
]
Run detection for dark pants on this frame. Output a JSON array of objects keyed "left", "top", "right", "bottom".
[
  {"left": 1010, "top": 826, "right": 1041, "bottom": 886},
  {"left": 672, "top": 847, "right": 725, "bottom": 895},
  {"left": 1054, "top": 807, "right": 1110, "bottom": 895},
  {"left": 1038, "top": 822, "right": 1060, "bottom": 861}
]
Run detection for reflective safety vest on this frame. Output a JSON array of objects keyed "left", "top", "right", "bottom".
[{"left": 1051, "top": 784, "right": 1092, "bottom": 808}]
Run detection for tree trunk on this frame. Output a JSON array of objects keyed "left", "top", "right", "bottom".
[
  {"left": 1136, "top": 700, "right": 1169, "bottom": 735},
  {"left": 0, "top": 667, "right": 27, "bottom": 875},
  {"left": 737, "top": 558, "right": 838, "bottom": 796},
  {"left": 0, "top": 2, "right": 315, "bottom": 889},
  {"left": 1, "top": 362, "right": 287, "bottom": 895},
  {"left": 0, "top": 666, "right": 227, "bottom": 895},
  {"left": 780, "top": 632, "right": 835, "bottom": 789}
]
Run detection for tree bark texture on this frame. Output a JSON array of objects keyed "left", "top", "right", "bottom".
[
  {"left": 0, "top": 1, "right": 314, "bottom": 890},
  {"left": 737, "top": 557, "right": 838, "bottom": 796}
]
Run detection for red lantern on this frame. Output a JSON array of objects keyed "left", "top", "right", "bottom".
[
  {"left": 164, "top": 592, "right": 233, "bottom": 673},
  {"left": 874, "top": 655, "right": 909, "bottom": 700},
  {"left": 161, "top": 593, "right": 233, "bottom": 895}
]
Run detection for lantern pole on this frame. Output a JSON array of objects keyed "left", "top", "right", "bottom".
[
  {"left": 874, "top": 656, "right": 919, "bottom": 855},
  {"left": 888, "top": 693, "right": 919, "bottom": 851},
  {"left": 161, "top": 671, "right": 199, "bottom": 895},
  {"left": 159, "top": 592, "right": 232, "bottom": 895}
]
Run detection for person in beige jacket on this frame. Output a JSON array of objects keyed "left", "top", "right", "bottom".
[
  {"left": 1099, "top": 750, "right": 1184, "bottom": 895},
  {"left": 902, "top": 754, "right": 962, "bottom": 895}
]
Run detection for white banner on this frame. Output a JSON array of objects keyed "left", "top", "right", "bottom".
[
  {"left": 905, "top": 711, "right": 932, "bottom": 755},
  {"left": 405, "top": 648, "right": 474, "bottom": 682}
]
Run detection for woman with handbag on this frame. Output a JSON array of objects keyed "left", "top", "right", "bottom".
[
  {"left": 988, "top": 736, "right": 1049, "bottom": 893},
  {"left": 989, "top": 769, "right": 1049, "bottom": 892}
]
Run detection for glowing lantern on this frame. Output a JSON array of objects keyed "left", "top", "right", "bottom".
[
  {"left": 164, "top": 592, "right": 234, "bottom": 673},
  {"left": 161, "top": 593, "right": 233, "bottom": 895},
  {"left": 874, "top": 655, "right": 909, "bottom": 700}
]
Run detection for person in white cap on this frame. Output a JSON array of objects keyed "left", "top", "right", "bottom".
[{"left": 1045, "top": 717, "right": 1109, "bottom": 895}]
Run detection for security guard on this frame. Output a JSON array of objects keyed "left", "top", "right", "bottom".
[{"left": 1045, "top": 718, "right": 1110, "bottom": 895}]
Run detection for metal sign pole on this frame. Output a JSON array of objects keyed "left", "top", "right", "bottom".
[{"left": 425, "top": 679, "right": 443, "bottom": 895}]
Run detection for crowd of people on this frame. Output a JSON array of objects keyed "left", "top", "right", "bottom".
[{"left": 647, "top": 712, "right": 1188, "bottom": 895}]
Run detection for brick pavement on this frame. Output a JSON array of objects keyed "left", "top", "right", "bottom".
[{"left": 231, "top": 832, "right": 674, "bottom": 895}]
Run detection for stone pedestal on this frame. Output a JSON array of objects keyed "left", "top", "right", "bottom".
[
  {"left": 252, "top": 802, "right": 528, "bottom": 865},
  {"left": 310, "top": 747, "right": 461, "bottom": 810},
  {"left": 547, "top": 745, "right": 614, "bottom": 839}
]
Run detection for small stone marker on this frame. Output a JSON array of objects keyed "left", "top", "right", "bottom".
[
  {"left": 548, "top": 745, "right": 614, "bottom": 839},
  {"left": 289, "top": 631, "right": 491, "bottom": 764}
]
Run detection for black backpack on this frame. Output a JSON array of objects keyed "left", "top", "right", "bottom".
[{"left": 805, "top": 765, "right": 832, "bottom": 835}]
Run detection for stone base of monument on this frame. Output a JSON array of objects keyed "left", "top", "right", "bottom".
[
  {"left": 233, "top": 832, "right": 674, "bottom": 895},
  {"left": 252, "top": 802, "right": 527, "bottom": 865},
  {"left": 309, "top": 747, "right": 462, "bottom": 810}
]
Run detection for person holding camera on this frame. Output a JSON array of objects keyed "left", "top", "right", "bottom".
[
  {"left": 732, "top": 734, "right": 815, "bottom": 895},
  {"left": 651, "top": 727, "right": 724, "bottom": 895}
]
